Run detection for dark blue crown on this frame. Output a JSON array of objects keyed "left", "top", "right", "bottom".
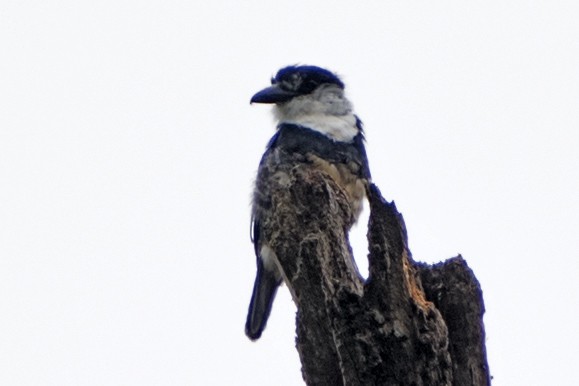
[
  {"left": 272, "top": 65, "right": 344, "bottom": 95},
  {"left": 251, "top": 65, "right": 344, "bottom": 104}
]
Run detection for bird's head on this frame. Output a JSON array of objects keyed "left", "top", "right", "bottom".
[{"left": 251, "top": 65, "right": 358, "bottom": 142}]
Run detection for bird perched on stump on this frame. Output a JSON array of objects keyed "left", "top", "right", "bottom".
[{"left": 245, "top": 65, "right": 371, "bottom": 340}]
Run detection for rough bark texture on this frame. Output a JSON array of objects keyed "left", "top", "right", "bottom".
[
  {"left": 263, "top": 163, "right": 490, "bottom": 386},
  {"left": 417, "top": 257, "right": 491, "bottom": 386}
]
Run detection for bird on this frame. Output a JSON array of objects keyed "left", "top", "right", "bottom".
[{"left": 245, "top": 65, "right": 371, "bottom": 340}]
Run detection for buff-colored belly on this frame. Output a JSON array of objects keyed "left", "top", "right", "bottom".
[{"left": 307, "top": 154, "right": 366, "bottom": 221}]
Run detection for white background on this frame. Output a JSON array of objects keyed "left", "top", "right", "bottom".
[{"left": 1, "top": 1, "right": 578, "bottom": 385}]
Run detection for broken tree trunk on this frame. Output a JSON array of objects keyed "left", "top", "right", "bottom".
[{"left": 262, "top": 163, "right": 490, "bottom": 386}]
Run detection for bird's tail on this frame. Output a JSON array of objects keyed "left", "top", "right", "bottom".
[{"left": 245, "top": 259, "right": 281, "bottom": 341}]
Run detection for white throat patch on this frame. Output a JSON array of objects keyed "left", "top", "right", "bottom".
[{"left": 273, "top": 84, "right": 359, "bottom": 142}]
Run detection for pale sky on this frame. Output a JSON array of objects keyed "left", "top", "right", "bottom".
[{"left": 1, "top": 1, "right": 578, "bottom": 385}]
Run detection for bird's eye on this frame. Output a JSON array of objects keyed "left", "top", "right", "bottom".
[
  {"left": 270, "top": 77, "right": 276, "bottom": 85},
  {"left": 305, "top": 80, "right": 317, "bottom": 88},
  {"left": 302, "top": 79, "right": 318, "bottom": 93}
]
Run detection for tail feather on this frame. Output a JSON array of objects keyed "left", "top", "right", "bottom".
[{"left": 245, "top": 260, "right": 281, "bottom": 340}]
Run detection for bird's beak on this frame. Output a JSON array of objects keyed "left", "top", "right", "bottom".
[{"left": 250, "top": 85, "right": 297, "bottom": 104}]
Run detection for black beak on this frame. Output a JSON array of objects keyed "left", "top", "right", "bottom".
[{"left": 250, "top": 85, "right": 298, "bottom": 104}]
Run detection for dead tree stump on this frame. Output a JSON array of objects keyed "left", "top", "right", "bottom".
[{"left": 262, "top": 163, "right": 490, "bottom": 385}]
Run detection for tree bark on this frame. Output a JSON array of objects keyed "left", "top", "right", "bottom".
[{"left": 263, "top": 163, "right": 490, "bottom": 385}]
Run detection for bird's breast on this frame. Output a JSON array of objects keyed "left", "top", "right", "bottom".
[{"left": 306, "top": 153, "right": 366, "bottom": 222}]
